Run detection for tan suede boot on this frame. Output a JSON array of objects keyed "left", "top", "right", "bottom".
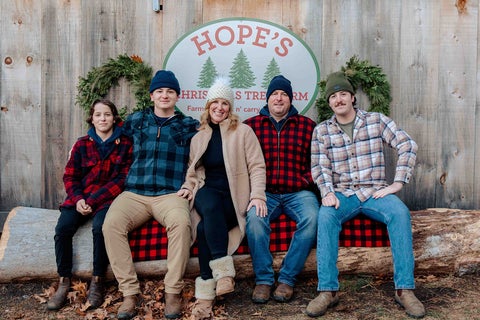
[
  {"left": 165, "top": 292, "right": 183, "bottom": 319},
  {"left": 117, "top": 294, "right": 138, "bottom": 320},
  {"left": 209, "top": 255, "right": 236, "bottom": 296},
  {"left": 47, "top": 277, "right": 71, "bottom": 311},
  {"left": 86, "top": 276, "right": 104, "bottom": 309},
  {"left": 192, "top": 277, "right": 216, "bottom": 320},
  {"left": 306, "top": 291, "right": 339, "bottom": 317},
  {"left": 395, "top": 289, "right": 426, "bottom": 318}
]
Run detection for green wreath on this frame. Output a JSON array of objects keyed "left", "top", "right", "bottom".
[
  {"left": 76, "top": 54, "right": 153, "bottom": 119},
  {"left": 316, "top": 55, "right": 391, "bottom": 123}
]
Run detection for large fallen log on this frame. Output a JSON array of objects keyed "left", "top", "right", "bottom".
[{"left": 0, "top": 207, "right": 479, "bottom": 283}]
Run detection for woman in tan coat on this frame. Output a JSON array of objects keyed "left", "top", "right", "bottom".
[{"left": 178, "top": 78, "right": 267, "bottom": 319}]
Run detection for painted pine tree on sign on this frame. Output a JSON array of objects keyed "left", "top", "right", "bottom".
[
  {"left": 261, "top": 58, "right": 281, "bottom": 89},
  {"left": 197, "top": 56, "right": 218, "bottom": 88},
  {"left": 229, "top": 49, "right": 256, "bottom": 88}
]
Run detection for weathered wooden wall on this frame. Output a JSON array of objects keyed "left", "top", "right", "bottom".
[{"left": 0, "top": 0, "right": 479, "bottom": 212}]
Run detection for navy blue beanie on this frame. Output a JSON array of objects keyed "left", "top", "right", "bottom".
[
  {"left": 266, "top": 75, "right": 293, "bottom": 102},
  {"left": 149, "top": 70, "right": 181, "bottom": 95}
]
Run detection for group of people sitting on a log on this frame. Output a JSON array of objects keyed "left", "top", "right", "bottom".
[{"left": 47, "top": 69, "right": 425, "bottom": 319}]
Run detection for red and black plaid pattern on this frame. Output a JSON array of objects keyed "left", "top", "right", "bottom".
[
  {"left": 339, "top": 215, "right": 390, "bottom": 247},
  {"left": 128, "top": 214, "right": 390, "bottom": 262},
  {"left": 244, "top": 114, "right": 317, "bottom": 194},
  {"left": 128, "top": 221, "right": 168, "bottom": 261},
  {"left": 62, "top": 134, "right": 133, "bottom": 213}
]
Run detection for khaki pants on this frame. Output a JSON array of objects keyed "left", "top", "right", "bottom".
[{"left": 103, "top": 191, "right": 191, "bottom": 296}]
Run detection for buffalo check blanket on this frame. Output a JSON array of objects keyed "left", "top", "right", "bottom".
[{"left": 128, "top": 214, "right": 390, "bottom": 262}]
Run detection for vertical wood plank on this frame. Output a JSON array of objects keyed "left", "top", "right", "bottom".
[
  {"left": 320, "top": 1, "right": 365, "bottom": 73},
  {"left": 436, "top": 0, "right": 478, "bottom": 208},
  {"left": 0, "top": 0, "right": 42, "bottom": 210},
  {"left": 397, "top": 1, "right": 441, "bottom": 209},
  {"left": 163, "top": 0, "right": 203, "bottom": 58},
  {"left": 203, "top": 0, "right": 282, "bottom": 22},
  {"left": 42, "top": 0, "right": 84, "bottom": 208},
  {"left": 473, "top": 0, "right": 480, "bottom": 209}
]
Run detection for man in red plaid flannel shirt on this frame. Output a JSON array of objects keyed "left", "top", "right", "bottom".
[{"left": 244, "top": 75, "right": 319, "bottom": 304}]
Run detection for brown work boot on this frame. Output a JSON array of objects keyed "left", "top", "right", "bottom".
[
  {"left": 164, "top": 292, "right": 183, "bottom": 319},
  {"left": 192, "top": 299, "right": 214, "bottom": 320},
  {"left": 306, "top": 291, "right": 339, "bottom": 317},
  {"left": 86, "top": 276, "right": 104, "bottom": 309},
  {"left": 395, "top": 289, "right": 426, "bottom": 318},
  {"left": 216, "top": 276, "right": 235, "bottom": 296},
  {"left": 273, "top": 282, "right": 294, "bottom": 302},
  {"left": 117, "top": 294, "right": 138, "bottom": 320},
  {"left": 251, "top": 284, "right": 271, "bottom": 304},
  {"left": 47, "top": 277, "right": 71, "bottom": 310}
]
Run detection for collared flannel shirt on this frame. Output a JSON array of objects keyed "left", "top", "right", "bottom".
[
  {"left": 61, "top": 133, "right": 133, "bottom": 214},
  {"left": 123, "top": 107, "right": 199, "bottom": 196},
  {"left": 244, "top": 105, "right": 317, "bottom": 194},
  {"left": 311, "top": 108, "right": 417, "bottom": 202}
]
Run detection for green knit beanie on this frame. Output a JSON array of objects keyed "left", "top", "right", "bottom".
[{"left": 325, "top": 71, "right": 355, "bottom": 100}]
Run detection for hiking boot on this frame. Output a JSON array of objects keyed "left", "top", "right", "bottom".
[
  {"left": 252, "top": 284, "right": 271, "bottom": 304},
  {"left": 216, "top": 276, "right": 235, "bottom": 296},
  {"left": 192, "top": 299, "right": 214, "bottom": 320},
  {"left": 117, "top": 294, "right": 138, "bottom": 320},
  {"left": 47, "top": 277, "right": 71, "bottom": 310},
  {"left": 165, "top": 292, "right": 183, "bottom": 319},
  {"left": 306, "top": 291, "right": 339, "bottom": 317},
  {"left": 86, "top": 276, "right": 104, "bottom": 309},
  {"left": 273, "top": 282, "right": 294, "bottom": 302},
  {"left": 395, "top": 289, "right": 426, "bottom": 318}
]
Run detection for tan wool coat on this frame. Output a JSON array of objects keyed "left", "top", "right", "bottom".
[{"left": 182, "top": 119, "right": 266, "bottom": 254}]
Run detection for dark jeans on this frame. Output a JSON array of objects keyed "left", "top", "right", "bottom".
[
  {"left": 54, "top": 207, "right": 109, "bottom": 277},
  {"left": 194, "top": 186, "right": 237, "bottom": 280}
]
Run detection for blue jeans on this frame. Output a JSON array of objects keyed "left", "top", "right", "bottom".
[
  {"left": 316, "top": 192, "right": 415, "bottom": 291},
  {"left": 246, "top": 190, "right": 319, "bottom": 287}
]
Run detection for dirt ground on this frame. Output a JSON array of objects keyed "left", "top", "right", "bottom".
[{"left": 1, "top": 273, "right": 480, "bottom": 320}]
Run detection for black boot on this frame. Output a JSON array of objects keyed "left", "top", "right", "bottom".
[
  {"left": 47, "top": 277, "right": 71, "bottom": 310},
  {"left": 87, "top": 276, "right": 104, "bottom": 309}
]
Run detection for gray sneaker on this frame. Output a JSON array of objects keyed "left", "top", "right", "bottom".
[
  {"left": 306, "top": 291, "right": 339, "bottom": 317},
  {"left": 395, "top": 289, "right": 426, "bottom": 318}
]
